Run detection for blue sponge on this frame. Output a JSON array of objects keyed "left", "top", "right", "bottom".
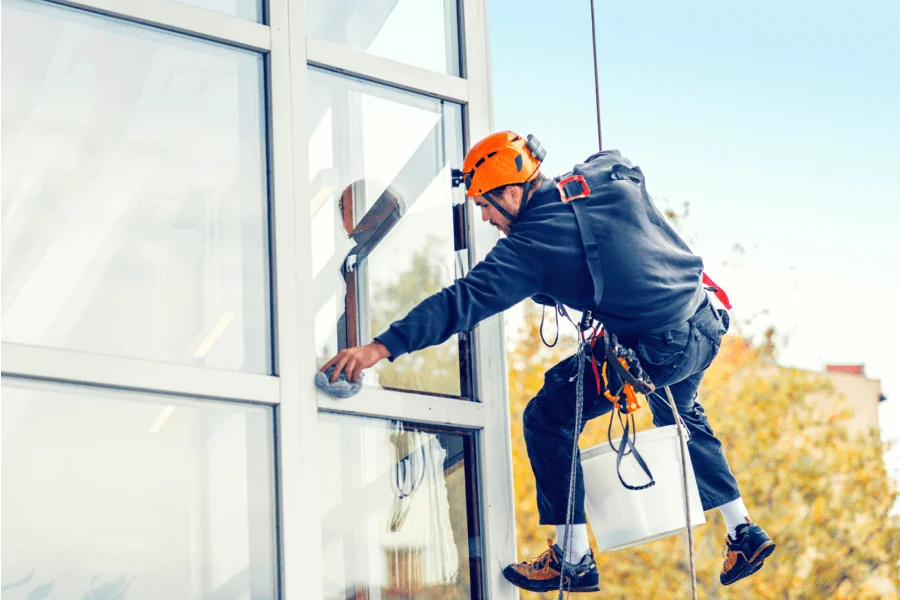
[{"left": 315, "top": 366, "right": 364, "bottom": 398}]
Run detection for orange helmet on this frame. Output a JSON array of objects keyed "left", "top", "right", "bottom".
[{"left": 460, "top": 131, "right": 546, "bottom": 197}]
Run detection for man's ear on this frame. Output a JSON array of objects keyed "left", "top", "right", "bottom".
[{"left": 504, "top": 184, "right": 525, "bottom": 205}]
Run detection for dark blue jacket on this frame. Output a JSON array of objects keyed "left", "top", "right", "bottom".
[{"left": 375, "top": 150, "right": 706, "bottom": 361}]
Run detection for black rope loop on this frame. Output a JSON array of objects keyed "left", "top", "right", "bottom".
[{"left": 540, "top": 303, "right": 560, "bottom": 347}]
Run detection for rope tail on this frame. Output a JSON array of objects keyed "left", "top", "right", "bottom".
[
  {"left": 557, "top": 342, "right": 588, "bottom": 600},
  {"left": 663, "top": 386, "right": 698, "bottom": 600}
]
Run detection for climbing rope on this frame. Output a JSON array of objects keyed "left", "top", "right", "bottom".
[
  {"left": 661, "top": 386, "right": 698, "bottom": 600},
  {"left": 589, "top": 0, "right": 603, "bottom": 151},
  {"left": 566, "top": 2, "right": 697, "bottom": 596},
  {"left": 558, "top": 340, "right": 589, "bottom": 599}
]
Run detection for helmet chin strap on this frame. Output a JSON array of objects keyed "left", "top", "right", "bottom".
[{"left": 485, "top": 179, "right": 535, "bottom": 227}]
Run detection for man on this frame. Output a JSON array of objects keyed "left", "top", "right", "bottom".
[{"left": 321, "top": 131, "right": 776, "bottom": 593}]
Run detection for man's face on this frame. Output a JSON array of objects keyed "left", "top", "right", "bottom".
[{"left": 472, "top": 187, "right": 520, "bottom": 235}]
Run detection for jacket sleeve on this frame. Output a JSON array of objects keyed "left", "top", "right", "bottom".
[{"left": 374, "top": 236, "right": 543, "bottom": 361}]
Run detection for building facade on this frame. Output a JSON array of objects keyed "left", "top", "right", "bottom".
[
  {"left": 820, "top": 364, "right": 886, "bottom": 436},
  {"left": 1, "top": 0, "right": 520, "bottom": 598}
]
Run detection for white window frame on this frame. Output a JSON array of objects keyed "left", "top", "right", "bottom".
[{"left": 0, "top": 0, "right": 518, "bottom": 597}]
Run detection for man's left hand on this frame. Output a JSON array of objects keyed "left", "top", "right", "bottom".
[{"left": 320, "top": 342, "right": 391, "bottom": 384}]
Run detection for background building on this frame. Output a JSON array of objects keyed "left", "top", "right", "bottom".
[
  {"left": 818, "top": 364, "right": 887, "bottom": 436},
  {"left": 0, "top": 0, "right": 521, "bottom": 598}
]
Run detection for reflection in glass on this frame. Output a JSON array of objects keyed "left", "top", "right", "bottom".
[
  {"left": 172, "top": 0, "right": 263, "bottom": 22},
  {"left": 308, "top": 68, "right": 472, "bottom": 398},
  {"left": 306, "top": 0, "right": 460, "bottom": 75},
  {"left": 1, "top": 0, "right": 271, "bottom": 373},
  {"left": 319, "top": 413, "right": 482, "bottom": 600},
  {"left": 0, "top": 377, "right": 277, "bottom": 600}
]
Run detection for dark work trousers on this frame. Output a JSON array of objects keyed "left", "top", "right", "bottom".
[{"left": 523, "top": 296, "right": 742, "bottom": 525}]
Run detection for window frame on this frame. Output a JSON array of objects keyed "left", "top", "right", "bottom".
[
  {"left": 0, "top": 374, "right": 280, "bottom": 600},
  {"left": 0, "top": 0, "right": 518, "bottom": 597},
  {"left": 306, "top": 68, "right": 474, "bottom": 400}
]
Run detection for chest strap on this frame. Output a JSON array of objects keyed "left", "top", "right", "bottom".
[{"left": 557, "top": 174, "right": 604, "bottom": 308}]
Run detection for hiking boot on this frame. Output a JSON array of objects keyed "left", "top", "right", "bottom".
[
  {"left": 502, "top": 538, "right": 600, "bottom": 593},
  {"left": 720, "top": 517, "right": 777, "bottom": 585}
]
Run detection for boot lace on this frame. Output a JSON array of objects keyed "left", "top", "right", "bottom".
[{"left": 517, "top": 540, "right": 560, "bottom": 577}]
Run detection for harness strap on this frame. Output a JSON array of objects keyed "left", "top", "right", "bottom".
[
  {"left": 555, "top": 165, "right": 641, "bottom": 309},
  {"left": 568, "top": 199, "right": 605, "bottom": 309},
  {"left": 610, "top": 162, "right": 645, "bottom": 184}
]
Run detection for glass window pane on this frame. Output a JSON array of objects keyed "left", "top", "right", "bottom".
[
  {"left": 319, "top": 413, "right": 482, "bottom": 599},
  {"left": 1, "top": 0, "right": 271, "bottom": 374},
  {"left": 172, "top": 0, "right": 262, "bottom": 22},
  {"left": 308, "top": 68, "right": 471, "bottom": 398},
  {"left": 0, "top": 377, "right": 277, "bottom": 600},
  {"left": 306, "top": 0, "right": 460, "bottom": 76}
]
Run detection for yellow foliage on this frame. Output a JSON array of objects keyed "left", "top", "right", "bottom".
[
  {"left": 506, "top": 303, "right": 900, "bottom": 599},
  {"left": 366, "top": 241, "right": 900, "bottom": 598}
]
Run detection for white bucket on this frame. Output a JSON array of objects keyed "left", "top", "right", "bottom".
[{"left": 581, "top": 424, "right": 706, "bottom": 552}]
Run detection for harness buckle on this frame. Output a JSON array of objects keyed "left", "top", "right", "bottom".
[{"left": 557, "top": 175, "right": 591, "bottom": 203}]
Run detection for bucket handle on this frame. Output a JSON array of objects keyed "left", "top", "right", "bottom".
[
  {"left": 610, "top": 393, "right": 691, "bottom": 491},
  {"left": 613, "top": 411, "right": 656, "bottom": 491}
]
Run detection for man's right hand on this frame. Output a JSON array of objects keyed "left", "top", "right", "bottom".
[{"left": 320, "top": 342, "right": 391, "bottom": 384}]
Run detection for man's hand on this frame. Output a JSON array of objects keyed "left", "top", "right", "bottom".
[{"left": 320, "top": 341, "right": 391, "bottom": 384}]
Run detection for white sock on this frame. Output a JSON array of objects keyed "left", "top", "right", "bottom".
[
  {"left": 719, "top": 497, "right": 750, "bottom": 539},
  {"left": 555, "top": 524, "right": 590, "bottom": 563}
]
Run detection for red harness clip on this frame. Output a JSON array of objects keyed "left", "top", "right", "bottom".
[
  {"left": 557, "top": 175, "right": 591, "bottom": 203},
  {"left": 702, "top": 272, "right": 732, "bottom": 310}
]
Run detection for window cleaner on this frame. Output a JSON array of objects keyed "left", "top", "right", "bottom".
[
  {"left": 315, "top": 365, "right": 363, "bottom": 398},
  {"left": 319, "top": 131, "right": 776, "bottom": 596}
]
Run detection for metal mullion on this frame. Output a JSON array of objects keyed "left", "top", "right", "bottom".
[
  {"left": 269, "top": 0, "right": 325, "bottom": 598},
  {"left": 0, "top": 342, "right": 279, "bottom": 405},
  {"left": 42, "top": 0, "right": 270, "bottom": 51},
  {"left": 306, "top": 37, "right": 469, "bottom": 104},
  {"left": 317, "top": 387, "right": 486, "bottom": 430},
  {"left": 460, "top": 0, "right": 519, "bottom": 596}
]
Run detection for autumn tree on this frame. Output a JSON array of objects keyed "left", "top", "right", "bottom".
[
  {"left": 369, "top": 234, "right": 463, "bottom": 397},
  {"left": 506, "top": 303, "right": 900, "bottom": 599}
]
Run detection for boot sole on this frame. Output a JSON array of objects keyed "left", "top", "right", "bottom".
[
  {"left": 511, "top": 582, "right": 601, "bottom": 593},
  {"left": 721, "top": 541, "right": 776, "bottom": 586},
  {"left": 502, "top": 571, "right": 600, "bottom": 594}
]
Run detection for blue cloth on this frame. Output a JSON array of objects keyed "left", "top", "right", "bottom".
[
  {"left": 374, "top": 150, "right": 706, "bottom": 362},
  {"left": 315, "top": 366, "right": 364, "bottom": 398}
]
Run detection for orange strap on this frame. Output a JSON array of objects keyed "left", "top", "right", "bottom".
[{"left": 598, "top": 353, "right": 642, "bottom": 414}]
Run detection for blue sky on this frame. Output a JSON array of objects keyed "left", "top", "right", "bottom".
[{"left": 489, "top": 0, "right": 900, "bottom": 482}]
